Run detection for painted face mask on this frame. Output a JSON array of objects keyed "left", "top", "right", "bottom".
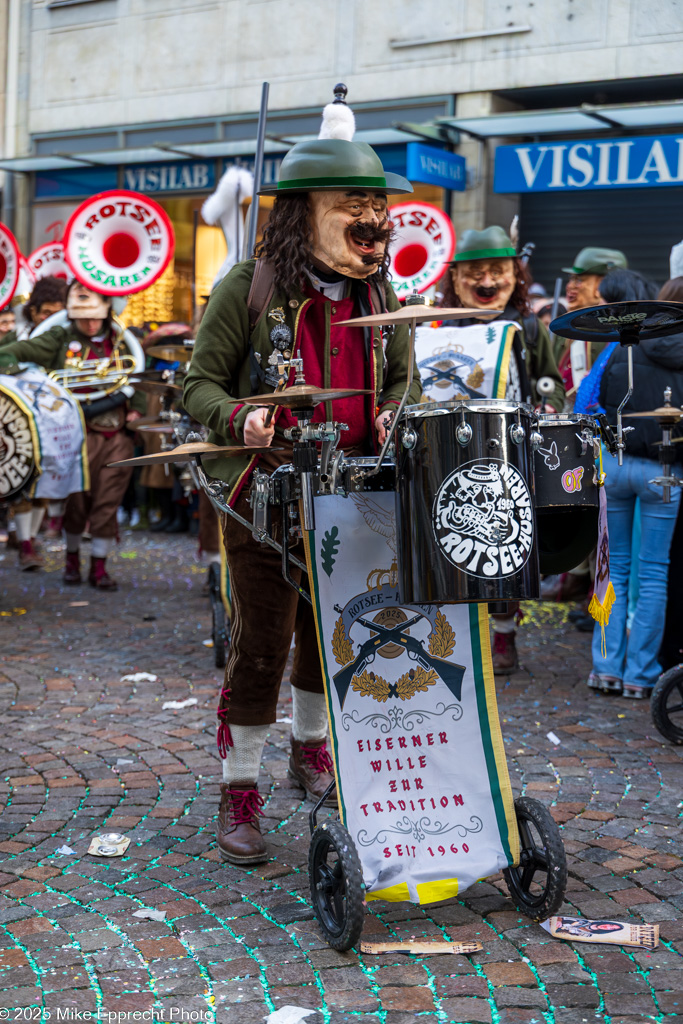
[
  {"left": 309, "top": 190, "right": 392, "bottom": 279},
  {"left": 451, "top": 257, "right": 516, "bottom": 310}
]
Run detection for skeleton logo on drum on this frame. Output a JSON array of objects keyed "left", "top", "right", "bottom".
[{"left": 432, "top": 460, "right": 533, "bottom": 578}]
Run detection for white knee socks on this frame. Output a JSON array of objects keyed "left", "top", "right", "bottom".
[
  {"left": 91, "top": 537, "right": 115, "bottom": 558},
  {"left": 492, "top": 613, "right": 517, "bottom": 635},
  {"left": 221, "top": 723, "right": 269, "bottom": 784},
  {"left": 14, "top": 512, "right": 32, "bottom": 543},
  {"left": 291, "top": 685, "right": 328, "bottom": 742},
  {"left": 205, "top": 550, "right": 221, "bottom": 565}
]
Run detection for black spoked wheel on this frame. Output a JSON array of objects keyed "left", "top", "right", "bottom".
[
  {"left": 309, "top": 821, "right": 365, "bottom": 951},
  {"left": 651, "top": 665, "right": 683, "bottom": 745},
  {"left": 209, "top": 564, "right": 229, "bottom": 669},
  {"left": 503, "top": 796, "right": 567, "bottom": 921}
]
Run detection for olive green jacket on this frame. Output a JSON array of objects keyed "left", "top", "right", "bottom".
[
  {"left": 183, "top": 259, "right": 422, "bottom": 498},
  {"left": 506, "top": 309, "right": 565, "bottom": 412}
]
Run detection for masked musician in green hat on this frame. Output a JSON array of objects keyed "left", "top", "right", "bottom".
[
  {"left": 438, "top": 224, "right": 564, "bottom": 673},
  {"left": 184, "top": 89, "right": 421, "bottom": 866}
]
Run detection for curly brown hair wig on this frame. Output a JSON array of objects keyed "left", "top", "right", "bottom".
[
  {"left": 439, "top": 257, "right": 532, "bottom": 316},
  {"left": 254, "top": 193, "right": 393, "bottom": 296}
]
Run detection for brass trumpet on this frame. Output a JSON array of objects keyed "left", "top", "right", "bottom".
[{"left": 48, "top": 317, "right": 146, "bottom": 403}]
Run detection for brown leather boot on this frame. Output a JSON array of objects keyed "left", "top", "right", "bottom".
[
  {"left": 492, "top": 631, "right": 519, "bottom": 675},
  {"left": 18, "top": 539, "right": 43, "bottom": 571},
  {"left": 216, "top": 783, "right": 267, "bottom": 865},
  {"left": 89, "top": 556, "right": 117, "bottom": 590},
  {"left": 288, "top": 737, "right": 337, "bottom": 806},
  {"left": 63, "top": 550, "right": 81, "bottom": 584}
]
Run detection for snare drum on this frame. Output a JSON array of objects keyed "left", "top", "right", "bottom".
[
  {"left": 534, "top": 414, "right": 599, "bottom": 575},
  {"left": 396, "top": 400, "right": 540, "bottom": 604}
]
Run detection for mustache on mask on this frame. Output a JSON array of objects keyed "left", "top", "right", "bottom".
[
  {"left": 349, "top": 220, "right": 394, "bottom": 265},
  {"left": 474, "top": 285, "right": 499, "bottom": 298}
]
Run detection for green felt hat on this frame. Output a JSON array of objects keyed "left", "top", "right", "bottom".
[
  {"left": 562, "top": 246, "right": 628, "bottom": 276},
  {"left": 450, "top": 225, "right": 516, "bottom": 263},
  {"left": 257, "top": 139, "right": 413, "bottom": 196}
]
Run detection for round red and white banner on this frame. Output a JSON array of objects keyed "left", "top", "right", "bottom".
[
  {"left": 388, "top": 201, "right": 456, "bottom": 297},
  {"left": 63, "top": 190, "right": 175, "bottom": 296},
  {"left": 13, "top": 258, "right": 36, "bottom": 305},
  {"left": 0, "top": 224, "right": 21, "bottom": 309},
  {"left": 28, "top": 241, "right": 71, "bottom": 282}
]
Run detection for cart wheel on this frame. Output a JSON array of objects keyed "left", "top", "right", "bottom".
[
  {"left": 309, "top": 821, "right": 364, "bottom": 951},
  {"left": 651, "top": 665, "right": 683, "bottom": 745},
  {"left": 503, "top": 796, "right": 567, "bottom": 922},
  {"left": 209, "top": 564, "right": 229, "bottom": 669}
]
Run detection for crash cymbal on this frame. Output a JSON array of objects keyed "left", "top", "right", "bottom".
[
  {"left": 337, "top": 306, "right": 502, "bottom": 327},
  {"left": 136, "top": 423, "right": 177, "bottom": 434},
  {"left": 147, "top": 344, "right": 195, "bottom": 362},
  {"left": 244, "top": 384, "right": 372, "bottom": 409},
  {"left": 550, "top": 301, "right": 683, "bottom": 341},
  {"left": 130, "top": 378, "right": 183, "bottom": 396},
  {"left": 624, "top": 406, "right": 683, "bottom": 420},
  {"left": 108, "top": 442, "right": 279, "bottom": 468}
]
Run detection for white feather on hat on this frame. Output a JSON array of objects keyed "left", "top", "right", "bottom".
[
  {"left": 670, "top": 240, "right": 683, "bottom": 281},
  {"left": 202, "top": 165, "right": 255, "bottom": 289},
  {"left": 318, "top": 102, "right": 355, "bottom": 142}
]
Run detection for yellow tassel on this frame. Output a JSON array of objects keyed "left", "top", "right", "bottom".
[{"left": 588, "top": 581, "right": 616, "bottom": 658}]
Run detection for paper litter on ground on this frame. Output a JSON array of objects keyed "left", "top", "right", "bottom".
[
  {"left": 361, "top": 940, "right": 483, "bottom": 955},
  {"left": 55, "top": 845, "right": 76, "bottom": 856},
  {"left": 162, "top": 697, "right": 198, "bottom": 710},
  {"left": 542, "top": 916, "right": 659, "bottom": 948},
  {"left": 132, "top": 908, "right": 167, "bottom": 922},
  {"left": 546, "top": 731, "right": 561, "bottom": 745},
  {"left": 264, "top": 1008, "right": 317, "bottom": 1024},
  {"left": 120, "top": 672, "right": 158, "bottom": 683},
  {"left": 116, "top": 758, "right": 134, "bottom": 766}
]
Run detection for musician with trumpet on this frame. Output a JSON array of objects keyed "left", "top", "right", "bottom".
[{"left": 0, "top": 280, "right": 146, "bottom": 589}]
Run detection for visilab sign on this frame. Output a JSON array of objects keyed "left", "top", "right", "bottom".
[{"left": 494, "top": 134, "right": 683, "bottom": 193}]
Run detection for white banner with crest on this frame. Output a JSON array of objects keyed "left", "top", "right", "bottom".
[
  {"left": 415, "top": 321, "right": 520, "bottom": 402},
  {"left": 304, "top": 490, "right": 519, "bottom": 905}
]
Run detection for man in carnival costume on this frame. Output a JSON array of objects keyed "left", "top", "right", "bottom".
[{"left": 184, "top": 92, "right": 421, "bottom": 865}]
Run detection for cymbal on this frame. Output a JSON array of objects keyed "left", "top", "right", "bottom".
[
  {"left": 108, "top": 441, "right": 278, "bottom": 468},
  {"left": 147, "top": 344, "right": 194, "bottom": 362},
  {"left": 130, "top": 378, "right": 183, "bottom": 396},
  {"left": 624, "top": 406, "right": 683, "bottom": 420},
  {"left": 136, "top": 423, "right": 176, "bottom": 434},
  {"left": 337, "top": 306, "right": 502, "bottom": 327},
  {"left": 550, "top": 301, "right": 683, "bottom": 341},
  {"left": 244, "top": 384, "right": 372, "bottom": 409}
]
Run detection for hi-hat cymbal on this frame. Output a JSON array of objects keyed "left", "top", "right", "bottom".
[
  {"left": 147, "top": 344, "right": 195, "bottom": 362},
  {"left": 130, "top": 378, "right": 183, "bottom": 396},
  {"left": 550, "top": 301, "right": 683, "bottom": 341},
  {"left": 624, "top": 406, "right": 683, "bottom": 420},
  {"left": 136, "top": 423, "right": 177, "bottom": 434},
  {"left": 337, "top": 306, "right": 502, "bottom": 327},
  {"left": 108, "top": 441, "right": 278, "bottom": 468},
  {"left": 244, "top": 384, "right": 372, "bottom": 409}
]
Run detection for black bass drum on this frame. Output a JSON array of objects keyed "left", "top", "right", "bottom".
[
  {"left": 533, "top": 414, "right": 599, "bottom": 575},
  {"left": 396, "top": 400, "right": 539, "bottom": 604},
  {"left": 0, "top": 384, "right": 35, "bottom": 500}
]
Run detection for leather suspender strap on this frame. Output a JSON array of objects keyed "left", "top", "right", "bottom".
[{"left": 247, "top": 258, "right": 276, "bottom": 332}]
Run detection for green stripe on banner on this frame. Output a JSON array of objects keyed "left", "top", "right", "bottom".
[
  {"left": 468, "top": 603, "right": 514, "bottom": 865},
  {"left": 305, "top": 528, "right": 348, "bottom": 827}
]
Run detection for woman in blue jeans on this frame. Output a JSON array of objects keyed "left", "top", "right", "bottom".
[{"left": 576, "top": 273, "right": 683, "bottom": 698}]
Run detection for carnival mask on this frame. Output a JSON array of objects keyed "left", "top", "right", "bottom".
[
  {"left": 308, "top": 190, "right": 391, "bottom": 279},
  {"left": 451, "top": 257, "right": 516, "bottom": 310}
]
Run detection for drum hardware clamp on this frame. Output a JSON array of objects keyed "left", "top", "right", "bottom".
[
  {"left": 509, "top": 422, "right": 526, "bottom": 445},
  {"left": 456, "top": 409, "right": 472, "bottom": 447},
  {"left": 400, "top": 425, "right": 417, "bottom": 450}
]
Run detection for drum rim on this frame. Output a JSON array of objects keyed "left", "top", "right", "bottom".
[
  {"left": 535, "top": 413, "right": 598, "bottom": 428},
  {"left": 403, "top": 398, "right": 535, "bottom": 419}
]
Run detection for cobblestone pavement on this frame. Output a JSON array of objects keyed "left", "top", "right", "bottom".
[{"left": 0, "top": 531, "right": 681, "bottom": 1024}]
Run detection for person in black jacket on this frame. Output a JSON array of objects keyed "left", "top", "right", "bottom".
[{"left": 588, "top": 281, "right": 683, "bottom": 698}]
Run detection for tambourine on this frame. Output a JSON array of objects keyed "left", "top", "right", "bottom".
[
  {"left": 388, "top": 201, "right": 455, "bottom": 297},
  {"left": 63, "top": 189, "right": 175, "bottom": 296},
  {"left": 0, "top": 223, "right": 21, "bottom": 308}
]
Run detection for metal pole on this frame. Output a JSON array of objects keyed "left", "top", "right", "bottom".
[
  {"left": 550, "top": 276, "right": 562, "bottom": 323},
  {"left": 246, "top": 82, "right": 270, "bottom": 259}
]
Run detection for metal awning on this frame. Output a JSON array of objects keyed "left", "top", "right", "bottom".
[
  {"left": 0, "top": 127, "right": 424, "bottom": 173},
  {"left": 436, "top": 101, "right": 683, "bottom": 139}
]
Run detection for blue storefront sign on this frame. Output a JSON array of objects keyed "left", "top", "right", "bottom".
[
  {"left": 124, "top": 160, "right": 215, "bottom": 193},
  {"left": 406, "top": 142, "right": 466, "bottom": 191},
  {"left": 495, "top": 133, "right": 683, "bottom": 193}
]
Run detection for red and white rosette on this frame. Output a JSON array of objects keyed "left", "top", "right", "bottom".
[
  {"left": 0, "top": 224, "right": 21, "bottom": 309},
  {"left": 28, "top": 241, "right": 71, "bottom": 282},
  {"left": 388, "top": 201, "right": 456, "bottom": 297},
  {"left": 63, "top": 190, "right": 175, "bottom": 296}
]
